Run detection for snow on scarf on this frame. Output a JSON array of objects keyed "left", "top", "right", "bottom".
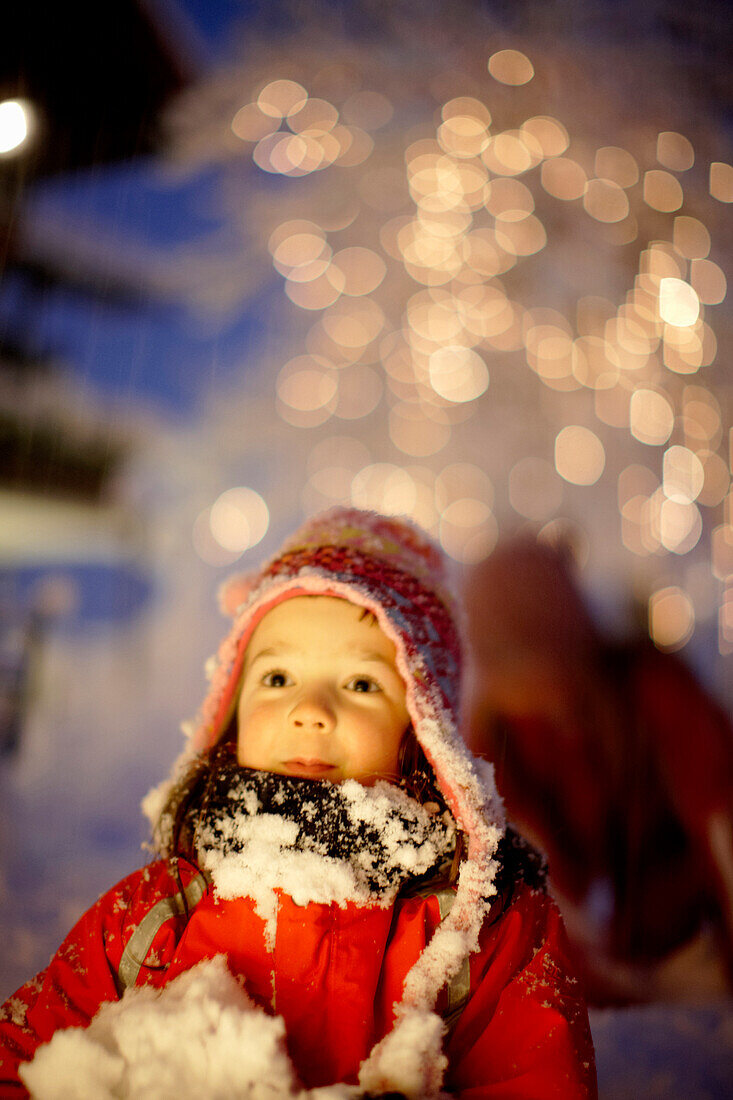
[{"left": 195, "top": 764, "right": 457, "bottom": 943}]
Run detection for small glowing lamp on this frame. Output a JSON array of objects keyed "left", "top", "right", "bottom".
[{"left": 0, "top": 99, "right": 34, "bottom": 155}]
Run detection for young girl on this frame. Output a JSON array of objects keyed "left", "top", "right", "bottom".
[{"left": 0, "top": 508, "right": 596, "bottom": 1098}]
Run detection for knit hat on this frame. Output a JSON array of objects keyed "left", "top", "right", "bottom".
[
  {"left": 203, "top": 507, "right": 460, "bottom": 742},
  {"left": 145, "top": 507, "right": 505, "bottom": 1096},
  {"left": 187, "top": 507, "right": 498, "bottom": 836}
]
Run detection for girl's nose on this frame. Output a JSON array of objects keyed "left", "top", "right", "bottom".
[{"left": 289, "top": 691, "right": 336, "bottom": 732}]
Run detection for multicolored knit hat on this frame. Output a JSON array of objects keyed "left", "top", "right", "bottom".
[
  {"left": 183, "top": 506, "right": 498, "bottom": 835},
  {"left": 199, "top": 507, "right": 461, "bottom": 748},
  {"left": 146, "top": 507, "right": 505, "bottom": 1096}
]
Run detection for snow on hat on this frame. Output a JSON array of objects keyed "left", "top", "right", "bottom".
[{"left": 146, "top": 507, "right": 504, "bottom": 1096}]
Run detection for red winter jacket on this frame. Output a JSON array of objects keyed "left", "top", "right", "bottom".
[{"left": 0, "top": 856, "right": 596, "bottom": 1098}]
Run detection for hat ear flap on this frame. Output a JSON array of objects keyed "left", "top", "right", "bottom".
[{"left": 218, "top": 572, "right": 259, "bottom": 617}]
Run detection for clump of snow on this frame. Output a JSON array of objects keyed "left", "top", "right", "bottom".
[
  {"left": 20, "top": 956, "right": 358, "bottom": 1100},
  {"left": 196, "top": 767, "right": 456, "bottom": 945},
  {"left": 358, "top": 1006, "right": 447, "bottom": 1100}
]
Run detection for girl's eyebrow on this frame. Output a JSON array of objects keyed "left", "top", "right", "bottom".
[
  {"left": 245, "top": 643, "right": 297, "bottom": 666},
  {"left": 343, "top": 647, "right": 394, "bottom": 666},
  {"left": 248, "top": 644, "right": 392, "bottom": 667}
]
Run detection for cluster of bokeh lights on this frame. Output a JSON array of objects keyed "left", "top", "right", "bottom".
[{"left": 187, "top": 43, "right": 732, "bottom": 657}]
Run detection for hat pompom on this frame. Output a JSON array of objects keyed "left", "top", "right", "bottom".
[{"left": 218, "top": 572, "right": 259, "bottom": 618}]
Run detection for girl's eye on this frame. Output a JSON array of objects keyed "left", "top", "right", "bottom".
[
  {"left": 345, "top": 675, "right": 380, "bottom": 694},
  {"left": 261, "top": 670, "right": 292, "bottom": 688}
]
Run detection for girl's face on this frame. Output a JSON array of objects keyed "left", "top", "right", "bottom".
[{"left": 236, "top": 596, "right": 410, "bottom": 785}]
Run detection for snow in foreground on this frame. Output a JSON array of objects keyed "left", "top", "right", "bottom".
[
  {"left": 19, "top": 952, "right": 733, "bottom": 1100},
  {"left": 20, "top": 956, "right": 353, "bottom": 1100}
]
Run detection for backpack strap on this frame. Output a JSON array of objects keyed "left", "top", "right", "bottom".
[
  {"left": 425, "top": 830, "right": 546, "bottom": 1030},
  {"left": 115, "top": 866, "right": 211, "bottom": 995},
  {"left": 433, "top": 887, "right": 472, "bottom": 1029}
]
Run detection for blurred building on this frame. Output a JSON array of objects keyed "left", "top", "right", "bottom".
[{"left": 0, "top": 0, "right": 189, "bottom": 747}]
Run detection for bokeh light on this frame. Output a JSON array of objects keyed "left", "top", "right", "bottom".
[
  {"left": 663, "top": 446, "right": 705, "bottom": 504},
  {"left": 488, "top": 49, "right": 534, "bottom": 85},
  {"left": 322, "top": 298, "right": 385, "bottom": 348},
  {"left": 351, "top": 463, "right": 417, "bottom": 515},
  {"left": 649, "top": 586, "right": 695, "bottom": 650},
  {"left": 594, "top": 146, "right": 639, "bottom": 188},
  {"left": 541, "top": 157, "right": 587, "bottom": 201},
  {"left": 173, "top": 27, "right": 732, "bottom": 682},
  {"left": 0, "top": 99, "right": 33, "bottom": 155},
  {"left": 658, "top": 497, "right": 702, "bottom": 554},
  {"left": 643, "top": 170, "right": 683, "bottom": 212},
  {"left": 709, "top": 161, "right": 733, "bottom": 202},
  {"left": 257, "top": 79, "right": 308, "bottom": 119},
  {"left": 555, "top": 426, "right": 606, "bottom": 485},
  {"left": 439, "top": 498, "right": 498, "bottom": 563},
  {"left": 698, "top": 454, "right": 730, "bottom": 507},
  {"left": 277, "top": 355, "right": 338, "bottom": 426},
  {"left": 656, "top": 131, "right": 694, "bottom": 172},
  {"left": 231, "top": 102, "right": 278, "bottom": 142},
  {"left": 583, "top": 178, "right": 629, "bottom": 223},
  {"left": 629, "top": 389, "right": 674, "bottom": 446},
  {"left": 484, "top": 130, "right": 541, "bottom": 176},
  {"left": 520, "top": 116, "right": 568, "bottom": 157},
  {"left": 659, "top": 278, "right": 700, "bottom": 327},
  {"left": 209, "top": 487, "right": 269, "bottom": 554},
  {"left": 428, "top": 346, "right": 489, "bottom": 402}
]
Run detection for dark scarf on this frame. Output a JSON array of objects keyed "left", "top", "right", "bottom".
[{"left": 195, "top": 763, "right": 457, "bottom": 899}]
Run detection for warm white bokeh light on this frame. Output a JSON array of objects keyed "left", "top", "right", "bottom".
[
  {"left": 659, "top": 498, "right": 702, "bottom": 554},
  {"left": 663, "top": 446, "right": 705, "bottom": 504},
  {"left": 277, "top": 356, "right": 338, "bottom": 413},
  {"left": 629, "top": 389, "right": 674, "bottom": 446},
  {"left": 656, "top": 131, "right": 694, "bottom": 172},
  {"left": 351, "top": 463, "right": 417, "bottom": 516},
  {"left": 554, "top": 426, "right": 606, "bottom": 485},
  {"left": 199, "top": 36, "right": 733, "bottom": 657},
  {"left": 209, "top": 487, "right": 269, "bottom": 554},
  {"left": 257, "top": 79, "right": 308, "bottom": 119},
  {"left": 709, "top": 161, "right": 733, "bottom": 202},
  {"left": 0, "top": 99, "right": 33, "bottom": 155},
  {"left": 428, "top": 346, "right": 489, "bottom": 402},
  {"left": 487, "top": 49, "right": 534, "bottom": 85},
  {"left": 649, "top": 586, "right": 695, "bottom": 650},
  {"left": 659, "top": 278, "right": 700, "bottom": 327},
  {"left": 439, "top": 498, "right": 498, "bottom": 563}
]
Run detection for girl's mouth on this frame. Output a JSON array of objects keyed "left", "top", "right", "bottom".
[{"left": 281, "top": 759, "right": 338, "bottom": 779}]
